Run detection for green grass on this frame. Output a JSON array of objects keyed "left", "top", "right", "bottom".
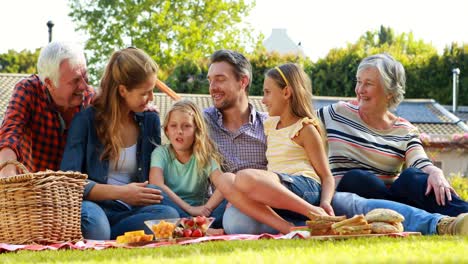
[{"left": 1, "top": 236, "right": 468, "bottom": 263}]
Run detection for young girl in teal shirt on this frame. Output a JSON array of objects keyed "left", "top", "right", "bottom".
[{"left": 149, "top": 100, "right": 226, "bottom": 228}]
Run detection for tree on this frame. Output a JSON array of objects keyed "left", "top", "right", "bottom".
[
  {"left": 0, "top": 49, "right": 40, "bottom": 74},
  {"left": 68, "top": 0, "right": 260, "bottom": 83}
]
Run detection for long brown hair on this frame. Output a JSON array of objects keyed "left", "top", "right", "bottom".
[
  {"left": 265, "top": 63, "right": 327, "bottom": 145},
  {"left": 163, "top": 100, "right": 223, "bottom": 174},
  {"left": 93, "top": 47, "right": 158, "bottom": 161}
]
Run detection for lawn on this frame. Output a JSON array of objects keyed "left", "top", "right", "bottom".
[
  {"left": 1, "top": 236, "right": 467, "bottom": 263},
  {"left": 1, "top": 176, "right": 467, "bottom": 263}
]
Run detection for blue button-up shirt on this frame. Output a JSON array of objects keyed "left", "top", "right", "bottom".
[
  {"left": 60, "top": 106, "right": 161, "bottom": 198},
  {"left": 203, "top": 104, "right": 268, "bottom": 173}
]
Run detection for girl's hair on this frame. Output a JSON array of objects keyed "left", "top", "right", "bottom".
[
  {"left": 163, "top": 100, "right": 223, "bottom": 174},
  {"left": 93, "top": 47, "right": 158, "bottom": 161},
  {"left": 265, "top": 63, "right": 327, "bottom": 144},
  {"left": 37, "top": 41, "right": 86, "bottom": 87},
  {"left": 357, "top": 53, "right": 406, "bottom": 110}
]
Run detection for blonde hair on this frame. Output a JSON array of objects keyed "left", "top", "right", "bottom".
[
  {"left": 266, "top": 63, "right": 327, "bottom": 145},
  {"left": 163, "top": 100, "right": 223, "bottom": 174},
  {"left": 93, "top": 47, "right": 158, "bottom": 162}
]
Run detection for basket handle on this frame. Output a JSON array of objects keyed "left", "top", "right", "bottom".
[{"left": 0, "top": 160, "right": 30, "bottom": 175}]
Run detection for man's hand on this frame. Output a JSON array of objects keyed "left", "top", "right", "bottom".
[
  {"left": 0, "top": 164, "right": 17, "bottom": 178},
  {"left": 0, "top": 148, "right": 19, "bottom": 178},
  {"left": 120, "top": 181, "right": 163, "bottom": 206}
]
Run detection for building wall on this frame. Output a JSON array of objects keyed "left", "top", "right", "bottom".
[{"left": 427, "top": 148, "right": 468, "bottom": 177}]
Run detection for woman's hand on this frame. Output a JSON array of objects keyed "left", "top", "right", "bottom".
[
  {"left": 187, "top": 205, "right": 211, "bottom": 217},
  {"left": 424, "top": 166, "right": 457, "bottom": 206},
  {"left": 309, "top": 205, "right": 329, "bottom": 216},
  {"left": 320, "top": 201, "right": 335, "bottom": 216},
  {"left": 121, "top": 182, "right": 163, "bottom": 206}
]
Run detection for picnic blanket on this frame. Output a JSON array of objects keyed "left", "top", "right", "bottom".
[{"left": 0, "top": 231, "right": 420, "bottom": 253}]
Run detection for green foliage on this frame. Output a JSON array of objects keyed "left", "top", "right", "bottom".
[
  {"left": 0, "top": 49, "right": 40, "bottom": 74},
  {"left": 166, "top": 59, "right": 209, "bottom": 94},
  {"left": 248, "top": 51, "right": 311, "bottom": 96},
  {"left": 1, "top": 237, "right": 467, "bottom": 263},
  {"left": 68, "top": 0, "right": 260, "bottom": 84},
  {"left": 449, "top": 173, "right": 468, "bottom": 201}
]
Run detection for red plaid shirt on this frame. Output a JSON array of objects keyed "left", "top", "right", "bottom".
[{"left": 0, "top": 74, "right": 94, "bottom": 172}]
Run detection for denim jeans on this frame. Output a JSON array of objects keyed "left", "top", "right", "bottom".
[
  {"left": 223, "top": 192, "right": 445, "bottom": 235},
  {"left": 81, "top": 200, "right": 179, "bottom": 240},
  {"left": 337, "top": 168, "right": 468, "bottom": 216},
  {"left": 223, "top": 174, "right": 321, "bottom": 234},
  {"left": 146, "top": 184, "right": 228, "bottom": 228}
]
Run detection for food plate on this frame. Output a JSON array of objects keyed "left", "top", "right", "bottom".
[
  {"left": 307, "top": 231, "right": 422, "bottom": 240},
  {"left": 144, "top": 216, "right": 215, "bottom": 241},
  {"left": 289, "top": 227, "right": 421, "bottom": 240}
]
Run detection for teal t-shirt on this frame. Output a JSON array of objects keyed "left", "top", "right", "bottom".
[{"left": 150, "top": 145, "right": 220, "bottom": 206}]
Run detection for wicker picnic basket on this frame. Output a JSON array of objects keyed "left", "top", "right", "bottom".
[{"left": 0, "top": 160, "right": 88, "bottom": 244}]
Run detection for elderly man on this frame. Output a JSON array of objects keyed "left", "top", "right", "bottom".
[{"left": 0, "top": 41, "right": 94, "bottom": 177}]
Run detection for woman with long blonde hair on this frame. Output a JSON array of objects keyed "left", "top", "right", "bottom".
[
  {"left": 149, "top": 100, "right": 226, "bottom": 228},
  {"left": 61, "top": 47, "right": 178, "bottom": 240}
]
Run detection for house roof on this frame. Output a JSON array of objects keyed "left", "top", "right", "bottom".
[
  {"left": 263, "top": 28, "right": 305, "bottom": 57},
  {"left": 1, "top": 73, "right": 467, "bottom": 138}
]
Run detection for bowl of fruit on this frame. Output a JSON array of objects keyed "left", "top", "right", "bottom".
[{"left": 145, "top": 216, "right": 215, "bottom": 241}]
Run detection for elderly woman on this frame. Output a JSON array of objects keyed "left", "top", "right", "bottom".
[{"left": 318, "top": 53, "right": 468, "bottom": 216}]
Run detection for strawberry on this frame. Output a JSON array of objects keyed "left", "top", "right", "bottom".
[
  {"left": 183, "top": 228, "right": 192, "bottom": 238},
  {"left": 194, "top": 216, "right": 207, "bottom": 226},
  {"left": 185, "top": 219, "right": 195, "bottom": 228},
  {"left": 191, "top": 228, "right": 203, "bottom": 237}
]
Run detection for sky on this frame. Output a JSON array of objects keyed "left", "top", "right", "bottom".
[{"left": 1, "top": 0, "right": 467, "bottom": 61}]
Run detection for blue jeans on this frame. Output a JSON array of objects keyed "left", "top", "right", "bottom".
[
  {"left": 337, "top": 168, "right": 468, "bottom": 216},
  {"left": 81, "top": 200, "right": 179, "bottom": 240},
  {"left": 223, "top": 192, "right": 445, "bottom": 235},
  {"left": 147, "top": 184, "right": 227, "bottom": 228},
  {"left": 223, "top": 174, "right": 321, "bottom": 234}
]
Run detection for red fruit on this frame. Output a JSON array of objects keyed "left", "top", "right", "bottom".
[
  {"left": 194, "top": 216, "right": 207, "bottom": 226},
  {"left": 186, "top": 219, "right": 195, "bottom": 228},
  {"left": 183, "top": 229, "right": 192, "bottom": 238},
  {"left": 191, "top": 228, "right": 203, "bottom": 237}
]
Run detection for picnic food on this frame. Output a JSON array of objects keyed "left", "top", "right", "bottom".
[
  {"left": 365, "top": 209, "right": 405, "bottom": 234},
  {"left": 148, "top": 216, "right": 214, "bottom": 240},
  {"left": 331, "top": 215, "right": 372, "bottom": 235},
  {"left": 306, "top": 212, "right": 347, "bottom": 235},
  {"left": 307, "top": 209, "right": 405, "bottom": 236},
  {"left": 116, "top": 230, "right": 154, "bottom": 244},
  {"left": 152, "top": 220, "right": 177, "bottom": 239},
  {"left": 370, "top": 221, "right": 404, "bottom": 233},
  {"left": 365, "top": 209, "right": 405, "bottom": 223}
]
